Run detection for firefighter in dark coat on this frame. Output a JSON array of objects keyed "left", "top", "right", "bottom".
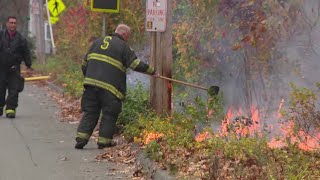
[
  {"left": 0, "top": 16, "right": 32, "bottom": 118},
  {"left": 75, "top": 24, "right": 158, "bottom": 149}
]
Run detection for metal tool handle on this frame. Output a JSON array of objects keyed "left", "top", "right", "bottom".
[
  {"left": 156, "top": 75, "right": 208, "bottom": 91},
  {"left": 25, "top": 76, "right": 50, "bottom": 81}
]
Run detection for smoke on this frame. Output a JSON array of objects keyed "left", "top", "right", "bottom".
[
  {"left": 215, "top": 1, "right": 319, "bottom": 110},
  {"left": 172, "top": 0, "right": 319, "bottom": 135},
  {"left": 130, "top": 1, "right": 320, "bottom": 126}
]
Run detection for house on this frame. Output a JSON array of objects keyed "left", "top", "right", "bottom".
[{"left": 29, "top": 0, "right": 52, "bottom": 54}]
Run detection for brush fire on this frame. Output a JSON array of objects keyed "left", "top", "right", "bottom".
[{"left": 143, "top": 99, "right": 320, "bottom": 152}]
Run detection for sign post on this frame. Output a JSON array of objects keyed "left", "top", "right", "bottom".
[
  {"left": 147, "top": 0, "right": 173, "bottom": 115},
  {"left": 33, "top": 0, "right": 46, "bottom": 63},
  {"left": 46, "top": 0, "right": 58, "bottom": 54}
]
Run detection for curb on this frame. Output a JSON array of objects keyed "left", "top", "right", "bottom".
[
  {"left": 46, "top": 81, "right": 64, "bottom": 94},
  {"left": 132, "top": 143, "right": 176, "bottom": 180}
]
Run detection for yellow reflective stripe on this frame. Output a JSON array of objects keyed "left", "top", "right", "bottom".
[
  {"left": 87, "top": 53, "right": 126, "bottom": 72},
  {"left": 129, "top": 59, "right": 141, "bottom": 70},
  {"left": 98, "top": 137, "right": 112, "bottom": 144},
  {"left": 147, "top": 67, "right": 155, "bottom": 74},
  {"left": 87, "top": 55, "right": 125, "bottom": 72},
  {"left": 84, "top": 78, "right": 124, "bottom": 100},
  {"left": 76, "top": 132, "right": 90, "bottom": 140},
  {"left": 5, "top": 109, "right": 15, "bottom": 114}
]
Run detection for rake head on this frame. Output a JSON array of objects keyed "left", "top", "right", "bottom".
[{"left": 208, "top": 86, "right": 220, "bottom": 96}]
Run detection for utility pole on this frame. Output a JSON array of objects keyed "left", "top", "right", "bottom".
[
  {"left": 45, "top": 0, "right": 56, "bottom": 54},
  {"left": 34, "top": 0, "right": 46, "bottom": 64},
  {"left": 149, "top": 0, "right": 173, "bottom": 115},
  {"left": 102, "top": 13, "right": 106, "bottom": 37}
]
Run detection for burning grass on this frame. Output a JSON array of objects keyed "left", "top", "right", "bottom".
[
  {"left": 127, "top": 113, "right": 320, "bottom": 179},
  {"left": 124, "top": 84, "right": 320, "bottom": 179}
]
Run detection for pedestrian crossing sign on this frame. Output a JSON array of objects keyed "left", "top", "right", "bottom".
[
  {"left": 48, "top": 0, "right": 66, "bottom": 17},
  {"left": 50, "top": 16, "right": 59, "bottom": 25}
]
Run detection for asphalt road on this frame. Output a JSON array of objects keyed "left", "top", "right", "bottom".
[{"left": 0, "top": 84, "right": 130, "bottom": 180}]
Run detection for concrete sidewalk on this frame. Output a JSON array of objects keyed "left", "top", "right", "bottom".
[{"left": 0, "top": 84, "right": 130, "bottom": 180}]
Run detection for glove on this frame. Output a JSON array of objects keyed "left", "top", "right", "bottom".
[{"left": 153, "top": 72, "right": 160, "bottom": 78}]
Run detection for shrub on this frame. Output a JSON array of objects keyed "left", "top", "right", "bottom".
[
  {"left": 282, "top": 83, "right": 320, "bottom": 148},
  {"left": 26, "top": 36, "right": 36, "bottom": 63},
  {"left": 33, "top": 55, "right": 83, "bottom": 98},
  {"left": 117, "top": 83, "right": 152, "bottom": 127}
]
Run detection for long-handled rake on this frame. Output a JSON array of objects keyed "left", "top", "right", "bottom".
[{"left": 155, "top": 75, "right": 220, "bottom": 96}]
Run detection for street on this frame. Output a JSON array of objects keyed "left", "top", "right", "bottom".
[{"left": 0, "top": 84, "right": 130, "bottom": 180}]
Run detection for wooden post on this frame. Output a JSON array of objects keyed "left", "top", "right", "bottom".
[
  {"left": 45, "top": 0, "right": 56, "bottom": 55},
  {"left": 102, "top": 13, "right": 106, "bottom": 37},
  {"left": 150, "top": 32, "right": 157, "bottom": 111},
  {"left": 34, "top": 0, "right": 46, "bottom": 64},
  {"left": 150, "top": 0, "right": 173, "bottom": 115}
]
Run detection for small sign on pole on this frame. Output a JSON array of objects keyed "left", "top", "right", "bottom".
[
  {"left": 50, "top": 16, "right": 59, "bottom": 24},
  {"left": 48, "top": 0, "right": 66, "bottom": 17},
  {"left": 91, "top": 0, "right": 120, "bottom": 13},
  {"left": 146, "top": 0, "right": 167, "bottom": 32},
  {"left": 32, "top": 1, "right": 40, "bottom": 15}
]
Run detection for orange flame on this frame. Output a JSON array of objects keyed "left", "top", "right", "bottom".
[
  {"left": 268, "top": 121, "right": 320, "bottom": 151},
  {"left": 142, "top": 100, "right": 319, "bottom": 151},
  {"left": 222, "top": 104, "right": 319, "bottom": 151},
  {"left": 220, "top": 107, "right": 261, "bottom": 138},
  {"left": 144, "top": 131, "right": 164, "bottom": 145},
  {"left": 267, "top": 98, "right": 320, "bottom": 150},
  {"left": 195, "top": 131, "right": 212, "bottom": 142},
  {"left": 268, "top": 138, "right": 287, "bottom": 149},
  {"left": 250, "top": 106, "right": 261, "bottom": 135}
]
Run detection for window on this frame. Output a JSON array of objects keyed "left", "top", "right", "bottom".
[{"left": 44, "top": 22, "right": 51, "bottom": 41}]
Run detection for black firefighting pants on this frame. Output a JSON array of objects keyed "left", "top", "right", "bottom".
[
  {"left": 76, "top": 85, "right": 122, "bottom": 145},
  {"left": 0, "top": 65, "right": 23, "bottom": 111}
]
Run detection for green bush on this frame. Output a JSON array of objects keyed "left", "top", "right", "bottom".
[
  {"left": 60, "top": 63, "right": 83, "bottom": 97},
  {"left": 26, "top": 36, "right": 36, "bottom": 63},
  {"left": 285, "top": 83, "right": 320, "bottom": 134},
  {"left": 33, "top": 55, "right": 83, "bottom": 98},
  {"left": 145, "top": 141, "right": 163, "bottom": 162},
  {"left": 117, "top": 83, "right": 152, "bottom": 127}
]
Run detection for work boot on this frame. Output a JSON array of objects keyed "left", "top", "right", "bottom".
[
  {"left": 74, "top": 137, "right": 88, "bottom": 149},
  {"left": 5, "top": 109, "right": 16, "bottom": 119},
  {"left": 97, "top": 141, "right": 116, "bottom": 149}
]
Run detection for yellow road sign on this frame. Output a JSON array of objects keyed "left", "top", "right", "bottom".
[
  {"left": 48, "top": 0, "right": 66, "bottom": 17},
  {"left": 50, "top": 16, "right": 59, "bottom": 24}
]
